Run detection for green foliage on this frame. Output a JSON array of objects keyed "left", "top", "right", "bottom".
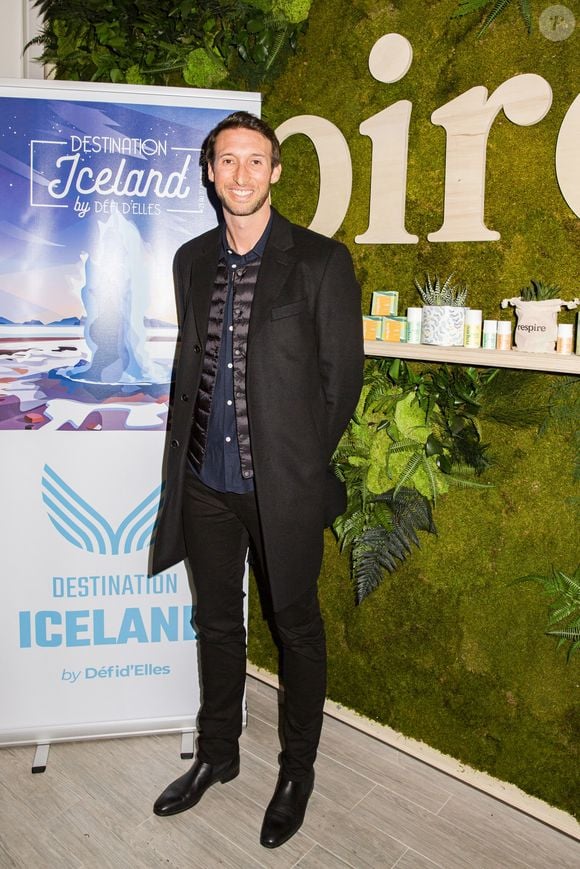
[
  {"left": 515, "top": 566, "right": 580, "bottom": 661},
  {"left": 333, "top": 358, "right": 495, "bottom": 602},
  {"left": 479, "top": 369, "right": 550, "bottom": 429},
  {"left": 539, "top": 376, "right": 580, "bottom": 506},
  {"left": 183, "top": 48, "right": 228, "bottom": 88},
  {"left": 519, "top": 278, "right": 563, "bottom": 301},
  {"left": 453, "top": 0, "right": 532, "bottom": 37},
  {"left": 28, "top": 0, "right": 310, "bottom": 86},
  {"left": 351, "top": 490, "right": 436, "bottom": 603},
  {"left": 272, "top": 0, "right": 312, "bottom": 23},
  {"left": 379, "top": 358, "right": 495, "bottom": 476},
  {"left": 414, "top": 273, "right": 468, "bottom": 307}
]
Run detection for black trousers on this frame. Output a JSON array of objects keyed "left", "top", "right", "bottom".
[{"left": 182, "top": 468, "right": 327, "bottom": 781}]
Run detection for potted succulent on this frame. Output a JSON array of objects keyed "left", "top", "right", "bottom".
[
  {"left": 415, "top": 274, "right": 468, "bottom": 347},
  {"left": 501, "top": 280, "right": 579, "bottom": 353}
]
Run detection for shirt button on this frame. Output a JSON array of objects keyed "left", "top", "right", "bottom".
[
  {"left": 234, "top": 349, "right": 240, "bottom": 355},
  {"left": 225, "top": 436, "right": 231, "bottom": 443},
  {"left": 232, "top": 263, "right": 237, "bottom": 269},
  {"left": 227, "top": 362, "right": 233, "bottom": 369},
  {"left": 227, "top": 400, "right": 233, "bottom": 406},
  {"left": 229, "top": 325, "right": 233, "bottom": 331},
  {"left": 170, "top": 439, "right": 180, "bottom": 448},
  {"left": 243, "top": 471, "right": 251, "bottom": 478},
  {"left": 193, "top": 344, "right": 201, "bottom": 353},
  {"left": 181, "top": 393, "right": 189, "bottom": 402}
]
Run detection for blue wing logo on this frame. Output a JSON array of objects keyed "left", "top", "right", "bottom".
[{"left": 41, "top": 464, "right": 162, "bottom": 555}]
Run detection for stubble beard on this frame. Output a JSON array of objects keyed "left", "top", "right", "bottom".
[{"left": 219, "top": 188, "right": 270, "bottom": 218}]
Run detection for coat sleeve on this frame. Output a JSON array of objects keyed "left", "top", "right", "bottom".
[{"left": 315, "top": 242, "right": 364, "bottom": 460}]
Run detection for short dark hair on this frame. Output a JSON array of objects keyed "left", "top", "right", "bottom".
[{"left": 200, "top": 111, "right": 281, "bottom": 170}]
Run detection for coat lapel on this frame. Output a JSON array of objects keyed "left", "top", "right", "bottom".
[
  {"left": 182, "top": 210, "right": 295, "bottom": 348},
  {"left": 248, "top": 210, "right": 296, "bottom": 343}
]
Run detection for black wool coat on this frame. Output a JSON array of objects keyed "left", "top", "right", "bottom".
[{"left": 151, "top": 208, "right": 364, "bottom": 611}]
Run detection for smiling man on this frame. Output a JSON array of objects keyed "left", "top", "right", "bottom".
[{"left": 151, "top": 112, "right": 363, "bottom": 848}]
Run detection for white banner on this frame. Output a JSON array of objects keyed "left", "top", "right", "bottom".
[{"left": 0, "top": 79, "right": 260, "bottom": 746}]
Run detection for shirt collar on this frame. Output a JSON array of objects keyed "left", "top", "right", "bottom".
[{"left": 220, "top": 211, "right": 273, "bottom": 263}]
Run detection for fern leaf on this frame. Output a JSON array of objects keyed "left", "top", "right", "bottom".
[
  {"left": 388, "top": 438, "right": 421, "bottom": 454},
  {"left": 512, "top": 572, "right": 562, "bottom": 594},
  {"left": 352, "top": 528, "right": 394, "bottom": 603},
  {"left": 546, "top": 627, "right": 580, "bottom": 641},
  {"left": 452, "top": 0, "right": 490, "bottom": 18},
  {"left": 351, "top": 490, "right": 436, "bottom": 602},
  {"left": 372, "top": 500, "right": 395, "bottom": 531},
  {"left": 548, "top": 603, "right": 577, "bottom": 625},
  {"left": 518, "top": 0, "right": 532, "bottom": 32},
  {"left": 265, "top": 24, "right": 288, "bottom": 71},
  {"left": 479, "top": 0, "right": 513, "bottom": 36},
  {"left": 420, "top": 453, "right": 439, "bottom": 505},
  {"left": 556, "top": 566, "right": 580, "bottom": 596},
  {"left": 393, "top": 452, "right": 423, "bottom": 498},
  {"left": 444, "top": 474, "right": 494, "bottom": 490},
  {"left": 376, "top": 487, "right": 437, "bottom": 535}
]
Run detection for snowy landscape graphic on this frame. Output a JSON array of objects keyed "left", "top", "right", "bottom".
[{"left": 0, "top": 93, "right": 224, "bottom": 431}]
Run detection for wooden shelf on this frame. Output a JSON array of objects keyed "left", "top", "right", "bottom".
[{"left": 364, "top": 341, "right": 580, "bottom": 375}]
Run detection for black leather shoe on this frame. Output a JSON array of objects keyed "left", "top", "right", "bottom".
[
  {"left": 153, "top": 755, "right": 239, "bottom": 817},
  {"left": 260, "top": 770, "right": 315, "bottom": 848}
]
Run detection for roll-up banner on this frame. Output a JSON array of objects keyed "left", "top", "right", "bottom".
[{"left": 0, "top": 79, "right": 260, "bottom": 747}]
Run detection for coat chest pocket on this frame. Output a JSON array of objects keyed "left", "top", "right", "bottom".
[{"left": 271, "top": 298, "right": 308, "bottom": 320}]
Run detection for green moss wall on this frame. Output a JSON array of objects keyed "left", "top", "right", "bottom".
[{"left": 248, "top": 0, "right": 580, "bottom": 817}]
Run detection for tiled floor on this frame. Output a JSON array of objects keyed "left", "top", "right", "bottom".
[{"left": 0, "top": 675, "right": 578, "bottom": 867}]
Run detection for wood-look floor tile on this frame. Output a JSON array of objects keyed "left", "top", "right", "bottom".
[
  {"left": 293, "top": 842, "right": 355, "bottom": 867},
  {"left": 45, "top": 799, "right": 162, "bottom": 869},
  {"left": 292, "top": 790, "right": 407, "bottom": 868},
  {"left": 0, "top": 781, "right": 82, "bottom": 869},
  {"left": 352, "top": 785, "right": 532, "bottom": 869},
  {"left": 439, "top": 789, "right": 580, "bottom": 869},
  {"left": 130, "top": 811, "right": 264, "bottom": 868},
  {"left": 316, "top": 728, "right": 451, "bottom": 814},
  {"left": 0, "top": 744, "right": 85, "bottom": 821},
  {"left": 0, "top": 675, "right": 575, "bottom": 869},
  {"left": 187, "top": 782, "right": 313, "bottom": 866},
  {"left": 393, "top": 848, "right": 443, "bottom": 868}
]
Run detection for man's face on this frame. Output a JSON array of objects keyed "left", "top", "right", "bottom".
[{"left": 208, "top": 127, "right": 281, "bottom": 218}]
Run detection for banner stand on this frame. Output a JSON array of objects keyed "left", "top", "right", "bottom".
[{"left": 0, "top": 79, "right": 258, "bottom": 757}]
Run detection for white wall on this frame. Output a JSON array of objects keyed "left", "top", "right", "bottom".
[{"left": 0, "top": 0, "right": 44, "bottom": 78}]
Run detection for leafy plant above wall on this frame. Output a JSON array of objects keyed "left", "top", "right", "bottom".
[
  {"left": 452, "top": 0, "right": 532, "bottom": 38},
  {"left": 514, "top": 565, "right": 580, "bottom": 661},
  {"left": 332, "top": 358, "right": 494, "bottom": 603},
  {"left": 28, "top": 0, "right": 311, "bottom": 87}
]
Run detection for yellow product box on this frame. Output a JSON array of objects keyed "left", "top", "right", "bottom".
[
  {"left": 371, "top": 290, "right": 399, "bottom": 317},
  {"left": 362, "top": 315, "right": 384, "bottom": 340},
  {"left": 382, "top": 316, "right": 407, "bottom": 342}
]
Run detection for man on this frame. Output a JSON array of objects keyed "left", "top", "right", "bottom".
[{"left": 151, "top": 111, "right": 363, "bottom": 848}]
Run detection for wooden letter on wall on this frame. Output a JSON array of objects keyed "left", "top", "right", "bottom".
[
  {"left": 428, "top": 74, "right": 553, "bottom": 242},
  {"left": 275, "top": 115, "right": 352, "bottom": 238},
  {"left": 556, "top": 93, "right": 580, "bottom": 219},
  {"left": 356, "top": 33, "right": 418, "bottom": 244}
]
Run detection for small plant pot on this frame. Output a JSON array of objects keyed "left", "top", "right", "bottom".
[{"left": 421, "top": 305, "right": 465, "bottom": 347}]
